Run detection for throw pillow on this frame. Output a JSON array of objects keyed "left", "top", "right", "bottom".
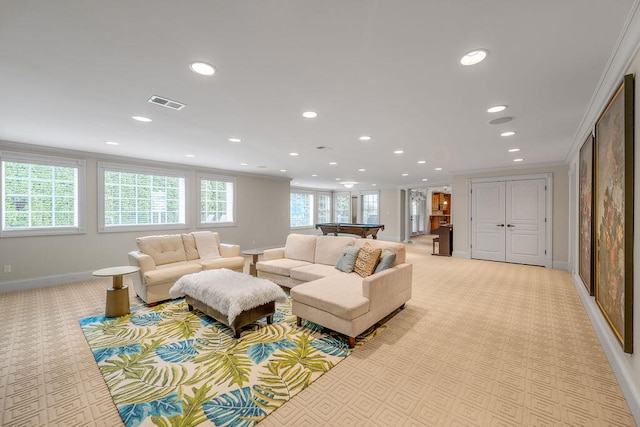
[
  {"left": 354, "top": 242, "right": 382, "bottom": 277},
  {"left": 374, "top": 250, "right": 397, "bottom": 274},
  {"left": 335, "top": 246, "right": 361, "bottom": 273}
]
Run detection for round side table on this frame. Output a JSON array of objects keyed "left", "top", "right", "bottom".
[
  {"left": 242, "top": 249, "right": 264, "bottom": 277},
  {"left": 93, "top": 266, "right": 140, "bottom": 317}
]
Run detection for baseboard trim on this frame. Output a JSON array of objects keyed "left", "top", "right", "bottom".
[
  {"left": 552, "top": 261, "right": 569, "bottom": 271},
  {"left": 573, "top": 273, "right": 640, "bottom": 423},
  {"left": 452, "top": 251, "right": 470, "bottom": 258},
  {"left": 0, "top": 271, "right": 95, "bottom": 293}
]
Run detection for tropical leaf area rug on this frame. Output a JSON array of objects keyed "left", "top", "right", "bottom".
[{"left": 79, "top": 297, "right": 385, "bottom": 427}]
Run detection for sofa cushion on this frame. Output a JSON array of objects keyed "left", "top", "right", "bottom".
[
  {"left": 137, "top": 234, "right": 187, "bottom": 266},
  {"left": 335, "top": 246, "right": 361, "bottom": 273},
  {"left": 290, "top": 264, "right": 344, "bottom": 282},
  {"left": 256, "top": 258, "right": 313, "bottom": 277},
  {"left": 284, "top": 234, "right": 317, "bottom": 263},
  {"left": 182, "top": 234, "right": 200, "bottom": 261},
  {"left": 355, "top": 239, "right": 406, "bottom": 265},
  {"left": 290, "top": 275, "right": 369, "bottom": 320},
  {"left": 354, "top": 242, "right": 382, "bottom": 277},
  {"left": 374, "top": 250, "right": 396, "bottom": 274},
  {"left": 199, "top": 256, "right": 245, "bottom": 271},
  {"left": 192, "top": 231, "right": 221, "bottom": 259},
  {"left": 144, "top": 262, "right": 202, "bottom": 285},
  {"left": 314, "top": 235, "right": 356, "bottom": 265}
]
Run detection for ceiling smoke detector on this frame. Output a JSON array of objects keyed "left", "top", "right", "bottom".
[{"left": 148, "top": 95, "right": 186, "bottom": 111}]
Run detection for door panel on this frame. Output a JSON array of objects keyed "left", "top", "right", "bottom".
[
  {"left": 472, "top": 179, "right": 546, "bottom": 266},
  {"left": 471, "top": 182, "right": 506, "bottom": 262},
  {"left": 506, "top": 179, "right": 546, "bottom": 265}
]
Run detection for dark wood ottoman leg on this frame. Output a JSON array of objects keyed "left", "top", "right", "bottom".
[
  {"left": 267, "top": 315, "right": 273, "bottom": 324},
  {"left": 188, "top": 304, "right": 194, "bottom": 311},
  {"left": 348, "top": 336, "right": 356, "bottom": 348},
  {"left": 296, "top": 316, "right": 302, "bottom": 326}
]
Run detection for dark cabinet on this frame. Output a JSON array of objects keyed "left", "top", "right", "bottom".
[{"left": 433, "top": 225, "right": 453, "bottom": 256}]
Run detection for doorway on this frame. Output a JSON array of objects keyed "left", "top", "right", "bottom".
[
  {"left": 410, "top": 190, "right": 426, "bottom": 236},
  {"left": 470, "top": 175, "right": 551, "bottom": 267}
]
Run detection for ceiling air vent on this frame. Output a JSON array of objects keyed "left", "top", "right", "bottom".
[{"left": 148, "top": 95, "right": 186, "bottom": 111}]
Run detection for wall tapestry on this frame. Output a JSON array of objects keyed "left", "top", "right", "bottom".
[{"left": 595, "top": 73, "right": 634, "bottom": 354}]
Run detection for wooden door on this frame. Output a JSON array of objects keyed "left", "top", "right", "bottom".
[
  {"left": 471, "top": 181, "right": 506, "bottom": 261},
  {"left": 472, "top": 179, "right": 547, "bottom": 266},
  {"left": 505, "top": 179, "right": 546, "bottom": 265}
]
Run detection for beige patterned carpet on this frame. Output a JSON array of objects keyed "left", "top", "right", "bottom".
[{"left": 0, "top": 236, "right": 635, "bottom": 426}]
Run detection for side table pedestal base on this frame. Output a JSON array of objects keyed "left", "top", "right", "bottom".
[{"left": 105, "top": 285, "right": 130, "bottom": 318}]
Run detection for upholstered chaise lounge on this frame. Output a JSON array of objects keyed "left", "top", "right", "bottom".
[{"left": 257, "top": 234, "right": 412, "bottom": 347}]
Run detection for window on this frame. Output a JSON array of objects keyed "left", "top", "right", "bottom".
[
  {"left": 290, "top": 191, "right": 314, "bottom": 228},
  {"left": 317, "top": 192, "right": 331, "bottom": 224},
  {"left": 361, "top": 191, "right": 379, "bottom": 224},
  {"left": 98, "top": 162, "right": 187, "bottom": 232},
  {"left": 198, "top": 174, "right": 236, "bottom": 227},
  {"left": 1, "top": 152, "right": 85, "bottom": 237},
  {"left": 334, "top": 192, "right": 351, "bottom": 223}
]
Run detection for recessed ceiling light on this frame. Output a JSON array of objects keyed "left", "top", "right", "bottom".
[
  {"left": 435, "top": 167, "right": 442, "bottom": 171},
  {"left": 422, "top": 178, "right": 428, "bottom": 181},
  {"left": 185, "top": 154, "right": 195, "bottom": 158},
  {"left": 508, "top": 148, "right": 520, "bottom": 153},
  {"left": 417, "top": 160, "right": 426, "bottom": 164},
  {"left": 311, "top": 174, "right": 318, "bottom": 177},
  {"left": 359, "top": 136, "right": 372, "bottom": 141},
  {"left": 501, "top": 131, "right": 516, "bottom": 137},
  {"left": 105, "top": 141, "right": 119, "bottom": 146},
  {"left": 329, "top": 162, "right": 337, "bottom": 165},
  {"left": 394, "top": 150, "right": 404, "bottom": 154},
  {"left": 240, "top": 162, "right": 248, "bottom": 166},
  {"left": 289, "top": 152, "right": 299, "bottom": 156},
  {"left": 228, "top": 138, "right": 242, "bottom": 143},
  {"left": 280, "top": 169, "right": 286, "bottom": 172},
  {"left": 131, "top": 115, "right": 152, "bottom": 122},
  {"left": 514, "top": 158, "right": 524, "bottom": 162},
  {"left": 487, "top": 105, "right": 507, "bottom": 113},
  {"left": 189, "top": 61, "right": 215, "bottom": 76},
  {"left": 460, "top": 49, "right": 489, "bottom": 66},
  {"left": 358, "top": 168, "right": 366, "bottom": 172},
  {"left": 372, "top": 183, "right": 377, "bottom": 187},
  {"left": 335, "top": 178, "right": 341, "bottom": 181},
  {"left": 402, "top": 173, "right": 409, "bottom": 177},
  {"left": 302, "top": 111, "right": 318, "bottom": 119}
]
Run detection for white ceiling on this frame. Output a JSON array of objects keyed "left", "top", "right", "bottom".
[{"left": 0, "top": 1, "right": 637, "bottom": 190}]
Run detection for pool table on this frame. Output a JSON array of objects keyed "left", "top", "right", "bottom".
[{"left": 315, "top": 223, "right": 385, "bottom": 239}]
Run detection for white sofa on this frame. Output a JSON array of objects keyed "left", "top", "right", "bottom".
[
  {"left": 128, "top": 231, "right": 245, "bottom": 304},
  {"left": 256, "top": 234, "right": 412, "bottom": 347}
]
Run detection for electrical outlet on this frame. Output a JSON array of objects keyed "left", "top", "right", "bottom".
[{"left": 3, "top": 265, "right": 11, "bottom": 273}]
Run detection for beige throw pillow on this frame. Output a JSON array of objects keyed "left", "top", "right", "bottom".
[{"left": 353, "top": 242, "right": 382, "bottom": 277}]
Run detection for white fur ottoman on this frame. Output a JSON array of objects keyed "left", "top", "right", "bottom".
[{"left": 169, "top": 268, "right": 287, "bottom": 337}]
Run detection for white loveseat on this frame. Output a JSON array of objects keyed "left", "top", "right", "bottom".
[
  {"left": 256, "top": 234, "right": 412, "bottom": 347},
  {"left": 128, "top": 231, "right": 245, "bottom": 304}
]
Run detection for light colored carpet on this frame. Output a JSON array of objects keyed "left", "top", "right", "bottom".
[{"left": 0, "top": 236, "right": 635, "bottom": 426}]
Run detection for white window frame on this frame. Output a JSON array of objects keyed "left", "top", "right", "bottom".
[
  {"left": 98, "top": 161, "right": 189, "bottom": 233},
  {"left": 1, "top": 151, "right": 86, "bottom": 237},
  {"left": 360, "top": 190, "right": 380, "bottom": 224},
  {"left": 316, "top": 192, "right": 332, "bottom": 224},
  {"left": 333, "top": 191, "right": 351, "bottom": 223},
  {"left": 197, "top": 173, "right": 237, "bottom": 228},
  {"left": 290, "top": 189, "right": 315, "bottom": 229}
]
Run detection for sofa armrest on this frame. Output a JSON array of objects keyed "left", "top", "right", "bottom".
[
  {"left": 362, "top": 263, "right": 413, "bottom": 305},
  {"left": 128, "top": 251, "right": 157, "bottom": 278},
  {"left": 263, "top": 247, "right": 285, "bottom": 261},
  {"left": 219, "top": 243, "right": 240, "bottom": 257}
]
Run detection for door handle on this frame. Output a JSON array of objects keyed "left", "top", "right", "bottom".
[
  {"left": 496, "top": 224, "right": 505, "bottom": 227},
  {"left": 507, "top": 224, "right": 515, "bottom": 227}
]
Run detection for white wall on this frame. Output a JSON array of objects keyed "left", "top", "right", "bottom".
[
  {"left": 570, "top": 44, "right": 640, "bottom": 422},
  {"left": 0, "top": 142, "right": 291, "bottom": 291},
  {"left": 450, "top": 164, "right": 570, "bottom": 266}
]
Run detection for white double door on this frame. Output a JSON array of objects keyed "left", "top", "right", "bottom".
[{"left": 471, "top": 178, "right": 547, "bottom": 266}]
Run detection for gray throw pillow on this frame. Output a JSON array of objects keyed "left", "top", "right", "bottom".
[
  {"left": 335, "top": 246, "right": 360, "bottom": 273},
  {"left": 374, "top": 250, "right": 396, "bottom": 274}
]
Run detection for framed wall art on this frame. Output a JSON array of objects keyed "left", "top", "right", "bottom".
[
  {"left": 594, "top": 73, "right": 634, "bottom": 354},
  {"left": 579, "top": 133, "right": 594, "bottom": 295}
]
